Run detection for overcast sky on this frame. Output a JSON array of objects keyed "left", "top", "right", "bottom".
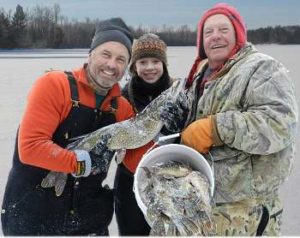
[{"left": 1, "top": 0, "right": 300, "bottom": 30}]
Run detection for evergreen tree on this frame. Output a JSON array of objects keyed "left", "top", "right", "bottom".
[
  {"left": 11, "top": 4, "right": 26, "bottom": 47},
  {"left": 0, "top": 10, "right": 12, "bottom": 48}
]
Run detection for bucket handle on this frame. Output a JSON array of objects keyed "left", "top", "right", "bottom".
[{"left": 144, "top": 133, "right": 181, "bottom": 156}]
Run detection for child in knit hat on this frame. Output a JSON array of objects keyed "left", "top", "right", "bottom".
[
  {"left": 124, "top": 33, "right": 171, "bottom": 112},
  {"left": 113, "top": 33, "right": 173, "bottom": 236}
]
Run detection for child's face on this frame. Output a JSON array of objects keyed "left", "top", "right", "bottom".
[{"left": 135, "top": 57, "right": 163, "bottom": 84}]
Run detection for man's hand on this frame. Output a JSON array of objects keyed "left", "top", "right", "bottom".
[
  {"left": 181, "top": 116, "right": 214, "bottom": 154},
  {"left": 89, "top": 141, "right": 115, "bottom": 175},
  {"left": 41, "top": 134, "right": 114, "bottom": 196},
  {"left": 73, "top": 134, "right": 114, "bottom": 177},
  {"left": 160, "top": 91, "right": 188, "bottom": 133}
]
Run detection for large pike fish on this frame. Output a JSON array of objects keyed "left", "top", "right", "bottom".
[
  {"left": 41, "top": 79, "right": 186, "bottom": 196},
  {"left": 68, "top": 78, "right": 185, "bottom": 151}
]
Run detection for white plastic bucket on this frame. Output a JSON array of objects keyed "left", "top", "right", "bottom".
[{"left": 133, "top": 144, "right": 215, "bottom": 216}]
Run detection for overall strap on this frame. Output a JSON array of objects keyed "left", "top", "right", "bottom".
[
  {"left": 64, "top": 70, "right": 118, "bottom": 113},
  {"left": 64, "top": 71, "right": 80, "bottom": 107},
  {"left": 111, "top": 96, "right": 118, "bottom": 111}
]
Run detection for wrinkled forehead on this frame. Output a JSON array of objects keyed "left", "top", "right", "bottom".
[{"left": 203, "top": 14, "right": 234, "bottom": 30}]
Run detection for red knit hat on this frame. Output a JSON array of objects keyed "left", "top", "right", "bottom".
[{"left": 187, "top": 3, "right": 247, "bottom": 87}]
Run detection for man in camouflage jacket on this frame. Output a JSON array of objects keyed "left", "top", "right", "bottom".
[{"left": 179, "top": 3, "right": 298, "bottom": 236}]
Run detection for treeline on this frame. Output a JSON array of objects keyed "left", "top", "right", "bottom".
[
  {"left": 247, "top": 26, "right": 300, "bottom": 44},
  {"left": 1, "top": 4, "right": 300, "bottom": 49}
]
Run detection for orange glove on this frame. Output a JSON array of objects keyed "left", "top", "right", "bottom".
[{"left": 181, "top": 116, "right": 215, "bottom": 154}]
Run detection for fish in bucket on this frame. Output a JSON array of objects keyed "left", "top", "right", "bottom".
[{"left": 134, "top": 143, "right": 215, "bottom": 236}]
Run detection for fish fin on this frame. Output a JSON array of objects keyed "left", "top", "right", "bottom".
[
  {"left": 41, "top": 171, "right": 58, "bottom": 188},
  {"left": 150, "top": 217, "right": 167, "bottom": 236},
  {"left": 166, "top": 219, "right": 177, "bottom": 236},
  {"left": 41, "top": 172, "right": 68, "bottom": 197}
]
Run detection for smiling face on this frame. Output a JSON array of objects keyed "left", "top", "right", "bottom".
[
  {"left": 203, "top": 14, "right": 236, "bottom": 69},
  {"left": 87, "top": 41, "right": 130, "bottom": 90},
  {"left": 135, "top": 57, "right": 164, "bottom": 84}
]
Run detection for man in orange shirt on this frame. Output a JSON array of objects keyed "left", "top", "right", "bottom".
[{"left": 1, "top": 17, "right": 151, "bottom": 236}]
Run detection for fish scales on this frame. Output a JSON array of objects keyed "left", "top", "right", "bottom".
[
  {"left": 67, "top": 78, "right": 184, "bottom": 151},
  {"left": 139, "top": 160, "right": 216, "bottom": 236}
]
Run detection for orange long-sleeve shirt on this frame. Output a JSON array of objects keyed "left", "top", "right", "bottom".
[{"left": 18, "top": 66, "right": 152, "bottom": 174}]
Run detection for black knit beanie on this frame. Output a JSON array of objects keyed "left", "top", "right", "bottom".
[{"left": 90, "top": 17, "right": 133, "bottom": 56}]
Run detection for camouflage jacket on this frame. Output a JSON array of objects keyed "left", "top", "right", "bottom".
[{"left": 187, "top": 43, "right": 298, "bottom": 204}]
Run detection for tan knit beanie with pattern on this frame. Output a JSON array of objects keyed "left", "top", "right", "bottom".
[{"left": 129, "top": 33, "right": 167, "bottom": 72}]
